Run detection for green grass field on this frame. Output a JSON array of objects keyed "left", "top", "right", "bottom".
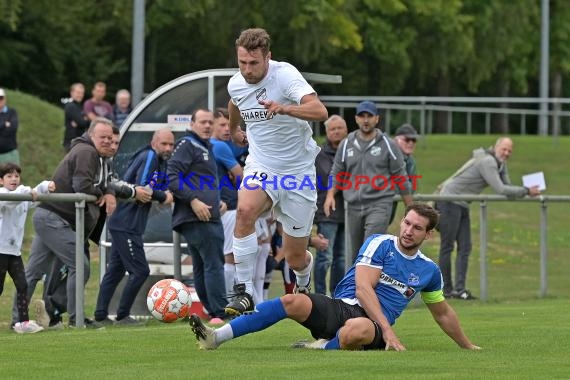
[
  {"left": 1, "top": 299, "right": 569, "bottom": 379},
  {"left": 1, "top": 90, "right": 570, "bottom": 378}
]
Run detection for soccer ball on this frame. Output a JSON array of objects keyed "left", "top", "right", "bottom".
[{"left": 146, "top": 279, "right": 192, "bottom": 322}]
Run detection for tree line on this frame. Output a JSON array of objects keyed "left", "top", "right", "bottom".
[{"left": 1, "top": 0, "right": 569, "bottom": 124}]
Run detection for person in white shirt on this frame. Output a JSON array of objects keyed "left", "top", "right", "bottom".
[
  {"left": 0, "top": 162, "right": 53, "bottom": 333},
  {"left": 224, "top": 28, "right": 328, "bottom": 316}
]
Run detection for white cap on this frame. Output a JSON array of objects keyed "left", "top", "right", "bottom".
[{"left": 0, "top": 88, "right": 5, "bottom": 97}]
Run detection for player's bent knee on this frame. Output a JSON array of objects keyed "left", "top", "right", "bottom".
[
  {"left": 280, "top": 293, "right": 310, "bottom": 317},
  {"left": 235, "top": 206, "right": 259, "bottom": 227},
  {"left": 339, "top": 318, "right": 374, "bottom": 347},
  {"left": 280, "top": 293, "right": 298, "bottom": 308}
]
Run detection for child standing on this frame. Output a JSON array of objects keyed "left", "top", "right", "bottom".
[{"left": 0, "top": 162, "right": 53, "bottom": 333}]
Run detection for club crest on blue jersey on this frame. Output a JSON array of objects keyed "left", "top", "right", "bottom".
[{"left": 408, "top": 273, "right": 420, "bottom": 286}]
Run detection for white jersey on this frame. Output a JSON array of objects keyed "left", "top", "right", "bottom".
[
  {"left": 0, "top": 181, "right": 50, "bottom": 256},
  {"left": 228, "top": 60, "right": 320, "bottom": 174}
]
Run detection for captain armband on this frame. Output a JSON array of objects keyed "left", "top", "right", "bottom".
[{"left": 420, "top": 289, "right": 445, "bottom": 304}]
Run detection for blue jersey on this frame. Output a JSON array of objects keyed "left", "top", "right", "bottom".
[
  {"left": 107, "top": 146, "right": 168, "bottom": 234},
  {"left": 334, "top": 234, "right": 443, "bottom": 325},
  {"left": 211, "top": 138, "right": 239, "bottom": 209},
  {"left": 226, "top": 140, "right": 248, "bottom": 167}
]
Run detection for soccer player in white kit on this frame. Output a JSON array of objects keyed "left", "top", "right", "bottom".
[{"left": 224, "top": 28, "right": 328, "bottom": 315}]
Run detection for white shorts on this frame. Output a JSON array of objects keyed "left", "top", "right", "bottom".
[
  {"left": 221, "top": 209, "right": 237, "bottom": 255},
  {"left": 241, "top": 162, "right": 317, "bottom": 238}
]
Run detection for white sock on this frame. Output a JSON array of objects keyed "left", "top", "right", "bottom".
[
  {"left": 224, "top": 263, "right": 236, "bottom": 299},
  {"left": 216, "top": 323, "right": 234, "bottom": 344},
  {"left": 233, "top": 232, "right": 258, "bottom": 296},
  {"left": 252, "top": 243, "right": 270, "bottom": 304},
  {"left": 293, "top": 251, "right": 313, "bottom": 288}
]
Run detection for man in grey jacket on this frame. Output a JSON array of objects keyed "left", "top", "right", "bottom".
[
  {"left": 324, "top": 101, "right": 413, "bottom": 265},
  {"left": 437, "top": 137, "right": 540, "bottom": 300}
]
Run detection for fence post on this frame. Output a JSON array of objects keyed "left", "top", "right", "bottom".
[
  {"left": 173, "top": 231, "right": 182, "bottom": 281},
  {"left": 479, "top": 201, "right": 488, "bottom": 302},
  {"left": 540, "top": 199, "right": 548, "bottom": 297},
  {"left": 99, "top": 227, "right": 107, "bottom": 284},
  {"left": 75, "top": 199, "right": 86, "bottom": 328},
  {"left": 420, "top": 97, "right": 426, "bottom": 136}
]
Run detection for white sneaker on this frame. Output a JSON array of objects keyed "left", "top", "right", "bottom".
[
  {"left": 291, "top": 338, "right": 328, "bottom": 349},
  {"left": 34, "top": 299, "right": 50, "bottom": 328},
  {"left": 189, "top": 314, "right": 219, "bottom": 350},
  {"left": 306, "top": 338, "right": 329, "bottom": 349},
  {"left": 14, "top": 320, "right": 44, "bottom": 334}
]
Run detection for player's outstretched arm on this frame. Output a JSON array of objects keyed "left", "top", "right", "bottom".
[
  {"left": 355, "top": 265, "right": 406, "bottom": 351},
  {"left": 260, "top": 94, "right": 328, "bottom": 122},
  {"left": 426, "top": 301, "right": 481, "bottom": 350}
]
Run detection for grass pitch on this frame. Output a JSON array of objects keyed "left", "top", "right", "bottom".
[{"left": 1, "top": 299, "right": 569, "bottom": 379}]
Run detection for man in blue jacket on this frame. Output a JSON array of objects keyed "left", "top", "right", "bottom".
[
  {"left": 93, "top": 128, "right": 174, "bottom": 325},
  {"left": 168, "top": 109, "right": 228, "bottom": 322}
]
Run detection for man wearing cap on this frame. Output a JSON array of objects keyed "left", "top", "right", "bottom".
[
  {"left": 389, "top": 123, "right": 419, "bottom": 224},
  {"left": 324, "top": 101, "right": 413, "bottom": 265},
  {"left": 0, "top": 89, "right": 20, "bottom": 165}
]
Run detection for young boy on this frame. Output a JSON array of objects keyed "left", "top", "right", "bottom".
[{"left": 0, "top": 162, "right": 53, "bottom": 333}]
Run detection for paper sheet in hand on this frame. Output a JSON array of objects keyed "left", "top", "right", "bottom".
[{"left": 522, "top": 172, "right": 546, "bottom": 191}]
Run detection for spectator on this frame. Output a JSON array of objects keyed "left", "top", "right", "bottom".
[
  {"left": 15, "top": 117, "right": 116, "bottom": 328},
  {"left": 225, "top": 28, "right": 328, "bottom": 316},
  {"left": 436, "top": 137, "right": 540, "bottom": 300},
  {"left": 1, "top": 163, "right": 53, "bottom": 333},
  {"left": 63, "top": 83, "right": 90, "bottom": 152},
  {"left": 84, "top": 82, "right": 114, "bottom": 122},
  {"left": 168, "top": 109, "right": 228, "bottom": 323},
  {"left": 389, "top": 123, "right": 419, "bottom": 225},
  {"left": 94, "top": 128, "right": 174, "bottom": 326},
  {"left": 314, "top": 115, "right": 348, "bottom": 296},
  {"left": 23, "top": 126, "right": 124, "bottom": 329},
  {"left": 113, "top": 89, "right": 132, "bottom": 127},
  {"left": 210, "top": 108, "right": 243, "bottom": 302},
  {"left": 324, "top": 101, "right": 412, "bottom": 264},
  {"left": 0, "top": 88, "right": 20, "bottom": 165},
  {"left": 189, "top": 203, "right": 480, "bottom": 352}
]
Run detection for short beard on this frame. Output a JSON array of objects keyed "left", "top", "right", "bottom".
[
  {"left": 159, "top": 152, "right": 172, "bottom": 160},
  {"left": 398, "top": 237, "right": 422, "bottom": 251}
]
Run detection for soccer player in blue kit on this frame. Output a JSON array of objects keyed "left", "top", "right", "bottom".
[{"left": 190, "top": 203, "right": 481, "bottom": 351}]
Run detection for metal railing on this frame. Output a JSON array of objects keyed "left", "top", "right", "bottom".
[
  {"left": 2, "top": 191, "right": 569, "bottom": 327},
  {"left": 320, "top": 96, "right": 570, "bottom": 136},
  {"left": 396, "top": 193, "right": 570, "bottom": 301}
]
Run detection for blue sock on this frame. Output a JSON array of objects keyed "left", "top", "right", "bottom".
[
  {"left": 324, "top": 330, "right": 341, "bottom": 350},
  {"left": 229, "top": 298, "right": 287, "bottom": 338}
]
